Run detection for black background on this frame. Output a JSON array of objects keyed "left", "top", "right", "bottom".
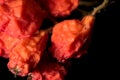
[{"left": 0, "top": 0, "right": 119, "bottom": 80}]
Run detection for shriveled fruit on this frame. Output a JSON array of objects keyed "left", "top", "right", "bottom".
[
  {"left": 0, "top": 0, "right": 45, "bottom": 38},
  {"left": 50, "top": 15, "right": 94, "bottom": 62},
  {"left": 37, "top": 0, "right": 79, "bottom": 17},
  {"left": 28, "top": 52, "right": 67, "bottom": 80},
  {"left": 0, "top": 32, "right": 20, "bottom": 58},
  {"left": 7, "top": 30, "right": 48, "bottom": 76}
]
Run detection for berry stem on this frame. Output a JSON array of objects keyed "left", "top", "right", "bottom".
[
  {"left": 76, "top": 8, "right": 89, "bottom": 16},
  {"left": 27, "top": 73, "right": 32, "bottom": 80},
  {"left": 91, "top": 0, "right": 109, "bottom": 16},
  {"left": 47, "top": 16, "right": 58, "bottom": 24},
  {"left": 11, "top": 67, "right": 20, "bottom": 78},
  {"left": 79, "top": 1, "right": 99, "bottom": 7}
]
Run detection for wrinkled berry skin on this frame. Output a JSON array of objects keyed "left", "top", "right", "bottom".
[
  {"left": 0, "top": 0, "right": 45, "bottom": 38},
  {"left": 7, "top": 30, "right": 48, "bottom": 76},
  {"left": 38, "top": 0, "right": 79, "bottom": 17},
  {"left": 50, "top": 16, "right": 94, "bottom": 62}
]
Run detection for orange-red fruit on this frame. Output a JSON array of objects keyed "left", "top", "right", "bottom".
[
  {"left": 50, "top": 15, "right": 94, "bottom": 62},
  {"left": 0, "top": 0, "right": 45, "bottom": 38},
  {"left": 39, "top": 0, "right": 79, "bottom": 17},
  {"left": 30, "top": 62, "right": 66, "bottom": 80},
  {"left": 0, "top": 32, "right": 20, "bottom": 58},
  {"left": 7, "top": 30, "right": 48, "bottom": 76}
]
